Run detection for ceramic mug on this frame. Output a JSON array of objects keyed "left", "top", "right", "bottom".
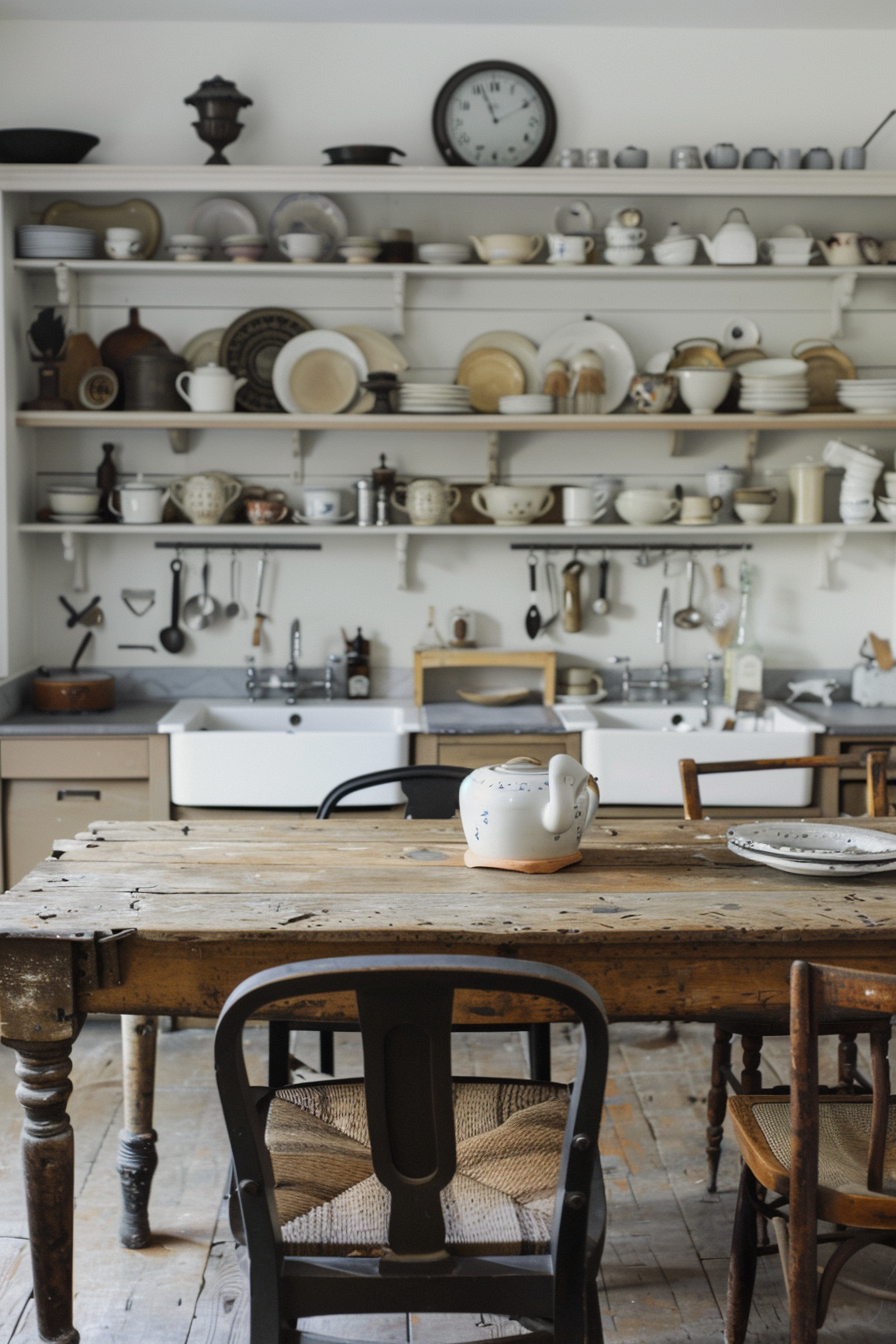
[
  {"left": 279, "top": 232, "right": 326, "bottom": 262},
  {"left": 841, "top": 146, "right": 867, "bottom": 170},
  {"left": 778, "top": 148, "right": 802, "bottom": 169},
  {"left": 547, "top": 234, "right": 595, "bottom": 265},
  {"left": 585, "top": 148, "right": 610, "bottom": 167},
  {"left": 562, "top": 485, "right": 608, "bottom": 525},
  {"left": 175, "top": 364, "right": 247, "bottom": 413},
  {"left": 109, "top": 476, "right": 165, "bottom": 525},
  {"left": 470, "top": 484, "right": 554, "bottom": 526},
  {"left": 670, "top": 145, "right": 701, "bottom": 169},
  {"left": 615, "top": 489, "right": 681, "bottom": 525},
  {"left": 679, "top": 495, "right": 722, "bottom": 524},
  {"left": 105, "top": 227, "right": 143, "bottom": 260},
  {"left": 168, "top": 473, "right": 241, "bottom": 526},
  {"left": 393, "top": 478, "right": 461, "bottom": 526}
]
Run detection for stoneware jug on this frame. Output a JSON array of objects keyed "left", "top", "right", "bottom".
[
  {"left": 699, "top": 208, "right": 758, "bottom": 265},
  {"left": 168, "top": 472, "right": 241, "bottom": 526},
  {"left": 459, "top": 754, "right": 600, "bottom": 871}
]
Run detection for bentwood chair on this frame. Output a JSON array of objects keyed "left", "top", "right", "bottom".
[
  {"left": 216, "top": 953, "right": 609, "bottom": 1344},
  {"left": 268, "top": 766, "right": 553, "bottom": 1086},
  {"left": 678, "top": 749, "right": 891, "bottom": 1192},
  {"left": 726, "top": 961, "right": 896, "bottom": 1344}
]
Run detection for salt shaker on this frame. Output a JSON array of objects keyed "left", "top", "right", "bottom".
[
  {"left": 375, "top": 485, "right": 390, "bottom": 526},
  {"left": 355, "top": 477, "right": 375, "bottom": 527}
]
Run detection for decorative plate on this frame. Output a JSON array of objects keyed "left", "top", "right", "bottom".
[
  {"left": 186, "top": 198, "right": 258, "bottom": 256},
  {"left": 459, "top": 330, "right": 539, "bottom": 393},
  {"left": 181, "top": 327, "right": 226, "bottom": 371},
  {"left": 42, "top": 198, "right": 162, "bottom": 258},
  {"left": 268, "top": 193, "right": 348, "bottom": 263},
  {"left": 456, "top": 347, "right": 526, "bottom": 412},
  {"left": 457, "top": 687, "right": 531, "bottom": 706},
  {"left": 535, "top": 320, "right": 637, "bottom": 412},
  {"left": 220, "top": 308, "right": 314, "bottom": 413},
  {"left": 272, "top": 331, "right": 367, "bottom": 414},
  {"left": 792, "top": 340, "right": 858, "bottom": 412}
]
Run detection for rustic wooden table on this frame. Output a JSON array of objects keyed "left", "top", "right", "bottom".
[{"left": 4, "top": 814, "right": 896, "bottom": 1344}]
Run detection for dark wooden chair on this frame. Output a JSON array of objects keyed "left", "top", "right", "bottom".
[
  {"left": 269, "top": 765, "right": 552, "bottom": 1086},
  {"left": 726, "top": 960, "right": 896, "bottom": 1344},
  {"left": 216, "top": 953, "right": 610, "bottom": 1344},
  {"left": 678, "top": 749, "right": 891, "bottom": 1192}
]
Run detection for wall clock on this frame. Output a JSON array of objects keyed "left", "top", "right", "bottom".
[{"left": 432, "top": 61, "right": 557, "bottom": 168}]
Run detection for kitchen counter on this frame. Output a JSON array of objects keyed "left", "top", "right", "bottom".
[
  {"left": 785, "top": 703, "right": 896, "bottom": 735},
  {"left": 0, "top": 701, "right": 175, "bottom": 734}
]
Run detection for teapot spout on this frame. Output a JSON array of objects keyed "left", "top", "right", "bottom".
[
  {"left": 697, "top": 235, "right": 715, "bottom": 263},
  {"left": 816, "top": 239, "right": 833, "bottom": 263},
  {"left": 542, "top": 753, "right": 595, "bottom": 835}
]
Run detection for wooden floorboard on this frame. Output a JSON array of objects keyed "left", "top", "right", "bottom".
[{"left": 2, "top": 1019, "right": 896, "bottom": 1343}]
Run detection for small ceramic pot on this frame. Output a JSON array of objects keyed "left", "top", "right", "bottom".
[
  {"left": 109, "top": 475, "right": 165, "bottom": 525},
  {"left": 629, "top": 373, "right": 677, "bottom": 414}
]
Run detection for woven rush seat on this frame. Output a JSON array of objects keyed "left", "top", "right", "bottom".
[
  {"left": 729, "top": 1093, "right": 896, "bottom": 1225},
  {"left": 266, "top": 1077, "right": 570, "bottom": 1256}
]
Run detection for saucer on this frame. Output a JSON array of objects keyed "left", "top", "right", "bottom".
[
  {"left": 676, "top": 517, "right": 716, "bottom": 526},
  {"left": 48, "top": 512, "right": 101, "bottom": 523},
  {"left": 556, "top": 691, "right": 609, "bottom": 704}
]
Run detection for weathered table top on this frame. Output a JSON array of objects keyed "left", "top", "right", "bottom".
[{"left": 3, "top": 816, "right": 896, "bottom": 1027}]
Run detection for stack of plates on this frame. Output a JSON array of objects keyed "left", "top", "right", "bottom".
[
  {"left": 737, "top": 358, "right": 808, "bottom": 414},
  {"left": 498, "top": 394, "right": 554, "bottom": 414},
  {"left": 398, "top": 383, "right": 471, "bottom": 414},
  {"left": 16, "top": 224, "right": 95, "bottom": 259},
  {"left": 727, "top": 822, "right": 896, "bottom": 875},
  {"left": 837, "top": 379, "right": 896, "bottom": 415}
]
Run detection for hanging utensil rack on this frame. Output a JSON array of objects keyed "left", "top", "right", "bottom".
[{"left": 153, "top": 541, "right": 321, "bottom": 552}]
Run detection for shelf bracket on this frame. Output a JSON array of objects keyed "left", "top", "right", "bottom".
[
  {"left": 60, "top": 530, "right": 87, "bottom": 593},
  {"left": 744, "top": 429, "right": 759, "bottom": 477},
  {"left": 817, "top": 529, "right": 847, "bottom": 590},
  {"left": 292, "top": 428, "right": 304, "bottom": 483},
  {"left": 53, "top": 261, "right": 77, "bottom": 317},
  {"left": 829, "top": 272, "right": 858, "bottom": 340},
  {"left": 487, "top": 430, "right": 501, "bottom": 484},
  {"left": 669, "top": 430, "right": 685, "bottom": 457},
  {"left": 395, "top": 532, "right": 409, "bottom": 590},
  {"left": 167, "top": 429, "right": 190, "bottom": 454},
  {"left": 390, "top": 270, "right": 406, "bottom": 337}
]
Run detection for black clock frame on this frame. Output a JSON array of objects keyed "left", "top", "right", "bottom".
[{"left": 432, "top": 60, "right": 557, "bottom": 168}]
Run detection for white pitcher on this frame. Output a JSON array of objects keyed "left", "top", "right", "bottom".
[{"left": 175, "top": 364, "right": 247, "bottom": 413}]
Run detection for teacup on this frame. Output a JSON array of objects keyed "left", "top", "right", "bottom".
[
  {"left": 105, "top": 227, "right": 143, "bottom": 260},
  {"left": 294, "top": 487, "right": 356, "bottom": 525},
  {"left": 470, "top": 484, "right": 554, "bottom": 526},
  {"left": 279, "top": 232, "right": 326, "bottom": 263},
  {"left": 615, "top": 489, "right": 681, "bottom": 525},
  {"left": 760, "top": 237, "right": 816, "bottom": 266},
  {"left": 673, "top": 367, "right": 733, "bottom": 415},
  {"left": 604, "top": 225, "right": 647, "bottom": 246},
  {"left": 877, "top": 496, "right": 896, "bottom": 523},
  {"left": 603, "top": 245, "right": 644, "bottom": 266},
  {"left": 469, "top": 234, "right": 543, "bottom": 265},
  {"left": 393, "top": 478, "right": 461, "bottom": 526},
  {"left": 246, "top": 498, "right": 290, "bottom": 526},
  {"left": 558, "top": 668, "right": 604, "bottom": 697},
  {"left": 679, "top": 495, "right": 722, "bottom": 524},
  {"left": 547, "top": 233, "right": 594, "bottom": 265},
  {"left": 629, "top": 373, "right": 677, "bottom": 414}
]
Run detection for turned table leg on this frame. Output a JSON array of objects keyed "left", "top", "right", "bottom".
[
  {"left": 9, "top": 1035, "right": 79, "bottom": 1344},
  {"left": 118, "top": 1015, "right": 159, "bottom": 1249},
  {"left": 706, "top": 1025, "right": 732, "bottom": 1193}
]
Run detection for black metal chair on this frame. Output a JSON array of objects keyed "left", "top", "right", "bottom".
[
  {"left": 217, "top": 952, "right": 609, "bottom": 1344},
  {"left": 269, "top": 765, "right": 552, "bottom": 1085}
]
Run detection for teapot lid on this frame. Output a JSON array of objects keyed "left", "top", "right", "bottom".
[
  {"left": 492, "top": 756, "right": 546, "bottom": 774},
  {"left": 121, "top": 473, "right": 161, "bottom": 491},
  {"left": 197, "top": 362, "right": 228, "bottom": 374}
]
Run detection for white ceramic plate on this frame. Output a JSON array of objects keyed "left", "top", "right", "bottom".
[
  {"left": 460, "top": 331, "right": 540, "bottom": 393},
  {"left": 535, "top": 320, "right": 637, "bottom": 412},
  {"left": 180, "top": 327, "right": 226, "bottom": 370},
  {"left": 268, "top": 193, "right": 348, "bottom": 263},
  {"left": 272, "top": 331, "right": 367, "bottom": 414},
  {"left": 727, "top": 821, "right": 896, "bottom": 860},
  {"left": 187, "top": 199, "right": 259, "bottom": 255},
  {"left": 728, "top": 842, "right": 896, "bottom": 876}
]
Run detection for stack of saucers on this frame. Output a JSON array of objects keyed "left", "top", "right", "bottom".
[
  {"left": 398, "top": 383, "right": 472, "bottom": 414},
  {"left": 737, "top": 358, "right": 808, "bottom": 414},
  {"left": 836, "top": 379, "right": 896, "bottom": 416},
  {"left": 727, "top": 822, "right": 896, "bottom": 876},
  {"left": 16, "top": 224, "right": 95, "bottom": 259},
  {"left": 498, "top": 393, "right": 554, "bottom": 414}
]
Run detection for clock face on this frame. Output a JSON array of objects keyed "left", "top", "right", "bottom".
[{"left": 433, "top": 62, "right": 556, "bottom": 168}]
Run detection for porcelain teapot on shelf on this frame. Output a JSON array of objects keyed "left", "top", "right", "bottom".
[
  {"left": 698, "top": 208, "right": 758, "bottom": 266},
  {"left": 459, "top": 754, "right": 599, "bottom": 872}
]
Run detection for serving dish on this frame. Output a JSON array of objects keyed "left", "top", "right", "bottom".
[{"left": 0, "top": 128, "right": 98, "bottom": 163}]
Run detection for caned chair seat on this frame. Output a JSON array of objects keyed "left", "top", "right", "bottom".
[
  {"left": 267, "top": 1078, "right": 569, "bottom": 1256},
  {"left": 728, "top": 1093, "right": 896, "bottom": 1228}
]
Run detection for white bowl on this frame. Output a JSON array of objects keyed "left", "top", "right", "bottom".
[
  {"left": 615, "top": 488, "right": 680, "bottom": 525},
  {"left": 418, "top": 243, "right": 472, "bottom": 264},
  {"left": 877, "top": 496, "right": 896, "bottom": 522},
  {"left": 734, "top": 501, "right": 774, "bottom": 524},
  {"left": 604, "top": 246, "right": 644, "bottom": 266},
  {"left": 674, "top": 367, "right": 733, "bottom": 414},
  {"left": 652, "top": 239, "right": 698, "bottom": 266},
  {"left": 48, "top": 486, "right": 102, "bottom": 514}
]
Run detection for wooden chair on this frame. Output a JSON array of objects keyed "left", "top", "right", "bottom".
[
  {"left": 726, "top": 961, "right": 896, "bottom": 1344},
  {"left": 678, "top": 749, "right": 891, "bottom": 1192},
  {"left": 269, "top": 765, "right": 552, "bottom": 1086},
  {"left": 216, "top": 952, "right": 610, "bottom": 1344}
]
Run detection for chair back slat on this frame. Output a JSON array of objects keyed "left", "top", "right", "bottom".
[
  {"left": 316, "top": 766, "right": 470, "bottom": 819},
  {"left": 680, "top": 750, "right": 891, "bottom": 820}
]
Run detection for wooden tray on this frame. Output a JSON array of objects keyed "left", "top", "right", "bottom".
[{"left": 414, "top": 648, "right": 556, "bottom": 706}]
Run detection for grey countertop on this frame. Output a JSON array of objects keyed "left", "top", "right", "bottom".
[
  {"left": 785, "top": 703, "right": 896, "bottom": 735},
  {"left": 0, "top": 701, "right": 175, "bottom": 734}
]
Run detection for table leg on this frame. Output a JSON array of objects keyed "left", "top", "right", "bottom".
[
  {"left": 10, "top": 1035, "right": 79, "bottom": 1344},
  {"left": 706, "top": 1025, "right": 733, "bottom": 1193},
  {"left": 117, "top": 1015, "right": 158, "bottom": 1249}
]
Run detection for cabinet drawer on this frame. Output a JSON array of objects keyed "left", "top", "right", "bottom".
[
  {"left": 434, "top": 735, "right": 581, "bottom": 769},
  {"left": 4, "top": 777, "right": 151, "bottom": 887},
  {"left": 1, "top": 736, "right": 150, "bottom": 780}
]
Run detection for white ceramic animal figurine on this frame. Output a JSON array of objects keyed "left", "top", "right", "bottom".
[{"left": 785, "top": 678, "right": 839, "bottom": 707}]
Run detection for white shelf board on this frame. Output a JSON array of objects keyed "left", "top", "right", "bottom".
[
  {"left": 16, "top": 410, "right": 896, "bottom": 432},
  {"left": 19, "top": 522, "right": 896, "bottom": 539},
  {"left": 14, "top": 258, "right": 895, "bottom": 280},
  {"left": 4, "top": 164, "right": 896, "bottom": 197}
]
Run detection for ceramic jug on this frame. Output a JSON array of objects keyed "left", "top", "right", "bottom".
[
  {"left": 817, "top": 232, "right": 866, "bottom": 266},
  {"left": 698, "top": 208, "right": 758, "bottom": 265},
  {"left": 168, "top": 472, "right": 241, "bottom": 526},
  {"left": 175, "top": 364, "right": 247, "bottom": 413},
  {"left": 459, "top": 754, "right": 600, "bottom": 867},
  {"left": 391, "top": 478, "right": 460, "bottom": 525}
]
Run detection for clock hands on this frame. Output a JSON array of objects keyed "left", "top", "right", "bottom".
[
  {"left": 477, "top": 87, "right": 499, "bottom": 123},
  {"left": 495, "top": 99, "right": 535, "bottom": 123}
]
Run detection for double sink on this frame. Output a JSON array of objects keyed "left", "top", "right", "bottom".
[{"left": 157, "top": 698, "right": 817, "bottom": 809}]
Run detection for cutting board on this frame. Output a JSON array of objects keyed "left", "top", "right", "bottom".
[{"left": 59, "top": 332, "right": 102, "bottom": 407}]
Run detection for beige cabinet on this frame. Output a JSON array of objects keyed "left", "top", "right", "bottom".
[
  {"left": 815, "top": 733, "right": 896, "bottom": 817},
  {"left": 414, "top": 733, "right": 581, "bottom": 769},
  {"left": 1, "top": 736, "right": 170, "bottom": 887}
]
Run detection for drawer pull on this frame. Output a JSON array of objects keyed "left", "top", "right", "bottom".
[{"left": 57, "top": 789, "right": 101, "bottom": 801}]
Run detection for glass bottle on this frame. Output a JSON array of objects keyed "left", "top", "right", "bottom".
[
  {"left": 346, "top": 628, "right": 371, "bottom": 699},
  {"left": 724, "top": 559, "right": 764, "bottom": 707}
]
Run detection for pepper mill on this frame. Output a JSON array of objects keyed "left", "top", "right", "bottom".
[{"left": 96, "top": 441, "right": 117, "bottom": 521}]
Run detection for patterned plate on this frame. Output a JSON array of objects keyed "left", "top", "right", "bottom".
[
  {"left": 220, "top": 309, "right": 314, "bottom": 413},
  {"left": 42, "top": 198, "right": 162, "bottom": 258}
]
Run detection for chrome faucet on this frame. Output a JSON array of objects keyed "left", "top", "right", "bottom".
[
  {"left": 608, "top": 587, "right": 722, "bottom": 723},
  {"left": 246, "top": 621, "right": 339, "bottom": 703}
]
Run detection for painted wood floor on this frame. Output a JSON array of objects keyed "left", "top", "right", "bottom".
[{"left": 1, "top": 1018, "right": 895, "bottom": 1344}]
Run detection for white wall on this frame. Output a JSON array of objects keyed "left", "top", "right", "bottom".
[{"left": 3, "top": 18, "right": 896, "bottom": 678}]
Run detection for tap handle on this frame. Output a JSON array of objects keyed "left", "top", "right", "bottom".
[{"left": 607, "top": 655, "right": 630, "bottom": 665}]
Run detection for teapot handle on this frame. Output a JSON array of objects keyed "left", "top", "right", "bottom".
[{"left": 174, "top": 371, "right": 193, "bottom": 408}]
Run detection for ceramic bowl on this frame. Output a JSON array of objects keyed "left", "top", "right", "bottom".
[
  {"left": 471, "top": 484, "right": 555, "bottom": 525},
  {"left": 883, "top": 471, "right": 896, "bottom": 497},
  {"left": 48, "top": 485, "right": 102, "bottom": 515},
  {"left": 877, "top": 496, "right": 896, "bottom": 523},
  {"left": 418, "top": 242, "right": 472, "bottom": 264},
  {"left": 673, "top": 367, "right": 733, "bottom": 414},
  {"left": 604, "top": 246, "right": 645, "bottom": 266},
  {"left": 734, "top": 501, "right": 774, "bottom": 524},
  {"left": 652, "top": 239, "right": 699, "bottom": 266}
]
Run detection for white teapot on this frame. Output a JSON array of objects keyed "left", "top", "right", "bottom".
[
  {"left": 698, "top": 208, "right": 758, "bottom": 266},
  {"left": 175, "top": 364, "right": 247, "bottom": 413},
  {"left": 459, "top": 754, "right": 599, "bottom": 870}
]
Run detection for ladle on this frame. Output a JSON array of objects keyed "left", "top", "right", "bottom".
[
  {"left": 159, "top": 558, "right": 185, "bottom": 653},
  {"left": 673, "top": 558, "right": 703, "bottom": 630},
  {"left": 225, "top": 551, "right": 240, "bottom": 618},
  {"left": 183, "top": 554, "right": 219, "bottom": 631}
]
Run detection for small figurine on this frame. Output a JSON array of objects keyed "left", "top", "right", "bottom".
[{"left": 785, "top": 678, "right": 839, "bottom": 707}]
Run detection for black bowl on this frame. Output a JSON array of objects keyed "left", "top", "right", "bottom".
[
  {"left": 323, "top": 144, "right": 405, "bottom": 166},
  {"left": 0, "top": 128, "right": 100, "bottom": 164}
]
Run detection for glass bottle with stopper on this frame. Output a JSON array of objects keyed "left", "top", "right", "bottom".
[{"left": 345, "top": 627, "right": 371, "bottom": 699}]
